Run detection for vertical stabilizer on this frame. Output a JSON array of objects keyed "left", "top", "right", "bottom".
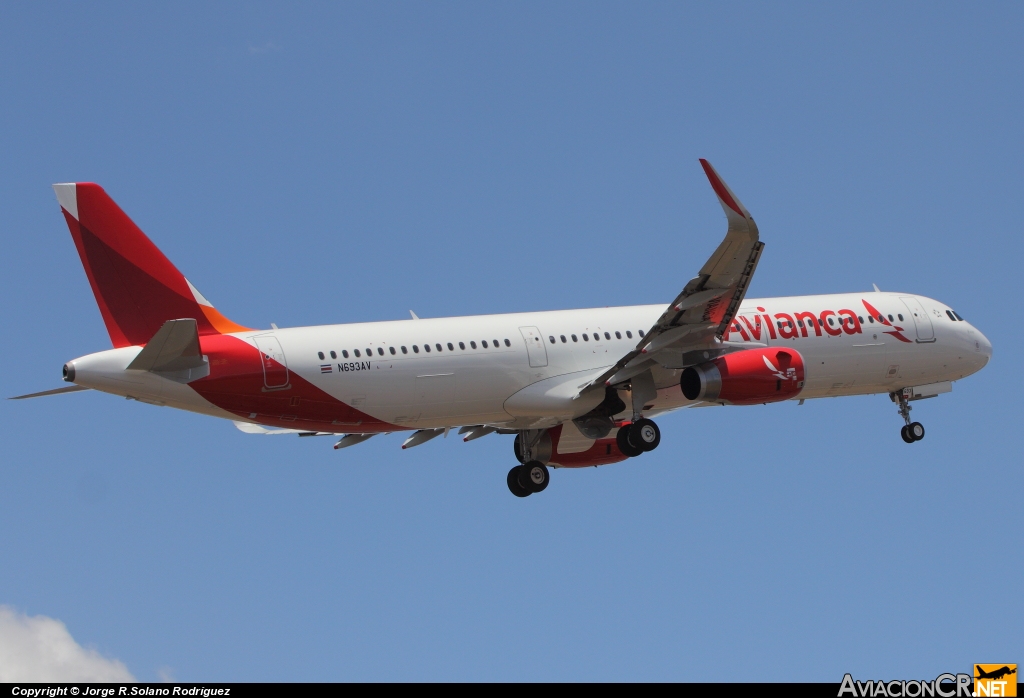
[{"left": 53, "top": 183, "right": 249, "bottom": 347}]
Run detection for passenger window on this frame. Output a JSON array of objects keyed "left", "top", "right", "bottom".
[
  {"left": 888, "top": 314, "right": 894, "bottom": 322},
  {"left": 828, "top": 317, "right": 834, "bottom": 326},
  {"left": 470, "top": 341, "right": 477, "bottom": 349},
  {"left": 582, "top": 334, "right": 589, "bottom": 341},
  {"left": 436, "top": 344, "right": 442, "bottom": 352},
  {"left": 504, "top": 339, "right": 511, "bottom": 347},
  {"left": 342, "top": 350, "right": 350, "bottom": 358},
  {"left": 481, "top": 340, "right": 488, "bottom": 348},
  {"left": 401, "top": 346, "right": 408, "bottom": 354},
  {"left": 354, "top": 349, "right": 361, "bottom": 357},
  {"left": 571, "top": 334, "right": 578, "bottom": 342},
  {"left": 797, "top": 320, "right": 803, "bottom": 328},
  {"left": 390, "top": 347, "right": 396, "bottom": 355},
  {"left": 877, "top": 315, "right": 884, "bottom": 323},
  {"left": 858, "top": 316, "right": 864, "bottom": 323},
  {"left": 638, "top": 329, "right": 645, "bottom": 337},
  {"left": 413, "top": 345, "right": 419, "bottom": 353},
  {"left": 448, "top": 343, "right": 454, "bottom": 351},
  {"left": 868, "top": 316, "right": 874, "bottom": 323},
  {"left": 424, "top": 344, "right": 431, "bottom": 352},
  {"left": 615, "top": 331, "right": 621, "bottom": 339},
  {"left": 626, "top": 331, "right": 632, "bottom": 338},
  {"left": 604, "top": 332, "right": 611, "bottom": 340},
  {"left": 318, "top": 352, "right": 324, "bottom": 360},
  {"left": 366, "top": 348, "right": 372, "bottom": 356},
  {"left": 331, "top": 351, "right": 337, "bottom": 359},
  {"left": 493, "top": 339, "right": 499, "bottom": 347},
  {"left": 459, "top": 342, "right": 466, "bottom": 350},
  {"left": 560, "top": 335, "right": 566, "bottom": 343},
  {"left": 898, "top": 314, "right": 904, "bottom": 321},
  {"left": 378, "top": 347, "right": 385, "bottom": 356},
  {"left": 549, "top": 336, "right": 555, "bottom": 344}
]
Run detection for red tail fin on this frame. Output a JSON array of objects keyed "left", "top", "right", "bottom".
[{"left": 53, "top": 183, "right": 249, "bottom": 347}]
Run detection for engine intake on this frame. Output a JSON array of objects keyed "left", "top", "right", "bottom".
[{"left": 680, "top": 347, "right": 805, "bottom": 405}]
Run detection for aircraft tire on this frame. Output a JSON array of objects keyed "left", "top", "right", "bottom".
[
  {"left": 507, "top": 466, "right": 531, "bottom": 497},
  {"left": 909, "top": 422, "right": 925, "bottom": 441},
  {"left": 519, "top": 461, "right": 549, "bottom": 493},
  {"left": 900, "top": 425, "right": 914, "bottom": 444},
  {"left": 631, "top": 418, "right": 661, "bottom": 452},
  {"left": 616, "top": 425, "right": 643, "bottom": 457}
]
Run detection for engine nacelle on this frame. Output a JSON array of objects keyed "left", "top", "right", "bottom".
[{"left": 680, "top": 347, "right": 805, "bottom": 406}]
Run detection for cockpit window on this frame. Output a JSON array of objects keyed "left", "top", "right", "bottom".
[
  {"left": 952, "top": 311, "right": 964, "bottom": 321},
  {"left": 946, "top": 310, "right": 956, "bottom": 321}
]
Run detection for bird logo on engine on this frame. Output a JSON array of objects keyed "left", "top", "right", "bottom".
[{"left": 762, "top": 354, "right": 798, "bottom": 382}]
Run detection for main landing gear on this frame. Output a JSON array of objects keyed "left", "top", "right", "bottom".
[
  {"left": 505, "top": 419, "right": 662, "bottom": 497},
  {"left": 507, "top": 462, "right": 549, "bottom": 497},
  {"left": 616, "top": 418, "right": 661, "bottom": 458},
  {"left": 508, "top": 430, "right": 551, "bottom": 498},
  {"left": 892, "top": 390, "right": 926, "bottom": 444}
]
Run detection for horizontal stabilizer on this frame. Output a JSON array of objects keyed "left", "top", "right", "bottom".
[
  {"left": 127, "top": 318, "right": 210, "bottom": 382},
  {"left": 128, "top": 319, "right": 204, "bottom": 371},
  {"left": 8, "top": 385, "right": 91, "bottom": 400}
]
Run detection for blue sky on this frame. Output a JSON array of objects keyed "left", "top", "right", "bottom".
[{"left": 1, "top": 2, "right": 1020, "bottom": 681}]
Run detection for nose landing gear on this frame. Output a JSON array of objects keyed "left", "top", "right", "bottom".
[{"left": 892, "top": 390, "right": 925, "bottom": 443}]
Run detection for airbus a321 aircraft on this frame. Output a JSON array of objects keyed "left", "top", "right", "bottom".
[{"left": 12, "top": 161, "right": 992, "bottom": 497}]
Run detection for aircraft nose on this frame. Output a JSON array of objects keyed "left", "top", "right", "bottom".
[
  {"left": 970, "top": 325, "right": 992, "bottom": 368},
  {"left": 978, "top": 328, "right": 993, "bottom": 358}
]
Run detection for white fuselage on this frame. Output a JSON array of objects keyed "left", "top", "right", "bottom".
[{"left": 68, "top": 292, "right": 992, "bottom": 432}]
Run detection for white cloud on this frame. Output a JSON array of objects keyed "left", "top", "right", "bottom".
[{"left": 0, "top": 605, "right": 135, "bottom": 682}]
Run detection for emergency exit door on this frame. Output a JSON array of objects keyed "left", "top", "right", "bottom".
[
  {"left": 253, "top": 335, "right": 289, "bottom": 388},
  {"left": 900, "top": 297, "right": 935, "bottom": 342},
  {"left": 519, "top": 326, "right": 548, "bottom": 368}
]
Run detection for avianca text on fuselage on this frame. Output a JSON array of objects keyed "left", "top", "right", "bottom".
[{"left": 723, "top": 299, "right": 912, "bottom": 343}]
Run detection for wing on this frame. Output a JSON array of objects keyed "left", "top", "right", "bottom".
[{"left": 587, "top": 159, "right": 764, "bottom": 389}]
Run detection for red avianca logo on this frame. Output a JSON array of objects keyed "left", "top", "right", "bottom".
[{"left": 723, "top": 300, "right": 912, "bottom": 343}]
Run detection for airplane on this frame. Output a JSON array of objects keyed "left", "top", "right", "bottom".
[{"left": 10, "top": 160, "right": 992, "bottom": 497}]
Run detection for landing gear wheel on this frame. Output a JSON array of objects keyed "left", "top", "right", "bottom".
[
  {"left": 900, "top": 425, "right": 914, "bottom": 444},
  {"left": 507, "top": 466, "right": 531, "bottom": 497},
  {"left": 616, "top": 424, "right": 643, "bottom": 457},
  {"left": 518, "top": 461, "right": 549, "bottom": 493},
  {"left": 631, "top": 418, "right": 661, "bottom": 452},
  {"left": 908, "top": 422, "right": 925, "bottom": 441}
]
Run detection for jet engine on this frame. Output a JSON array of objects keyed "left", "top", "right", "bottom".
[{"left": 680, "top": 347, "right": 805, "bottom": 405}]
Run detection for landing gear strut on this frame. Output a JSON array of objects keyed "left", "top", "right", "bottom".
[{"left": 892, "top": 390, "right": 925, "bottom": 444}]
